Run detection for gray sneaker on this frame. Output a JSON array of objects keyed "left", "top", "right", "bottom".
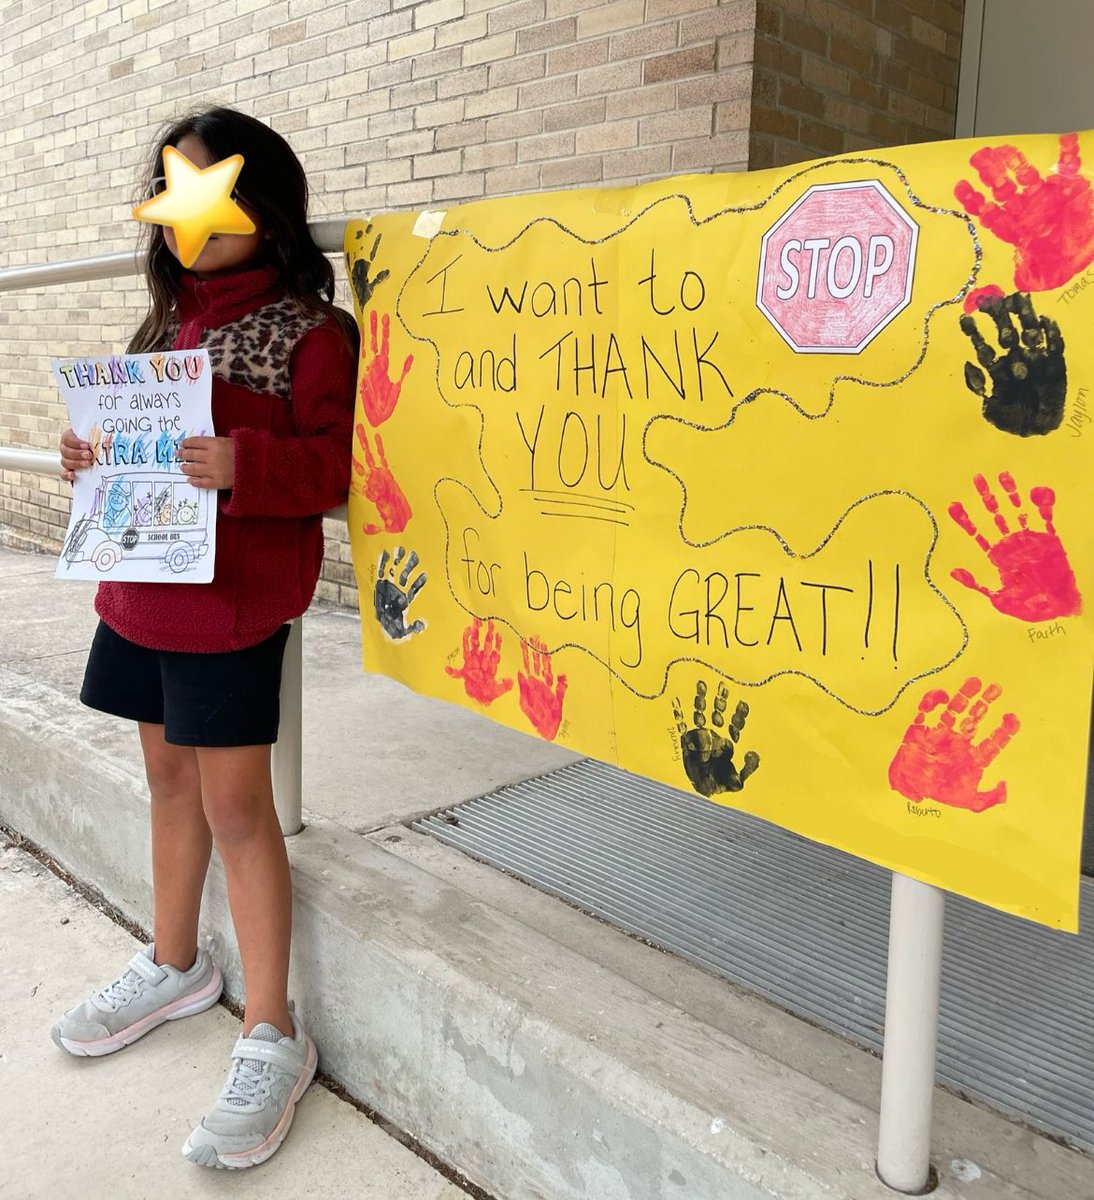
[
  {"left": 51, "top": 942, "right": 222, "bottom": 1057},
  {"left": 182, "top": 1008, "right": 317, "bottom": 1170}
]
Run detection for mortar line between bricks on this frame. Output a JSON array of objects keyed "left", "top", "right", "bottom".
[{"left": 0, "top": 821, "right": 494, "bottom": 1200}]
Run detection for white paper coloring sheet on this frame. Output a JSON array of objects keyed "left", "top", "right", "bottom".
[{"left": 52, "top": 350, "right": 215, "bottom": 583}]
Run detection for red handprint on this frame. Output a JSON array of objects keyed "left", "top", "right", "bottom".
[
  {"left": 352, "top": 425, "right": 412, "bottom": 535},
  {"left": 360, "top": 310, "right": 413, "bottom": 427},
  {"left": 445, "top": 618, "right": 513, "bottom": 705},
  {"left": 888, "top": 677, "right": 1020, "bottom": 812},
  {"left": 948, "top": 472, "right": 1082, "bottom": 622},
  {"left": 955, "top": 133, "right": 1094, "bottom": 293},
  {"left": 517, "top": 636, "right": 568, "bottom": 741}
]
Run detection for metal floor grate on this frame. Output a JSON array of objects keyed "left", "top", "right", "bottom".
[{"left": 415, "top": 759, "right": 1094, "bottom": 1153}]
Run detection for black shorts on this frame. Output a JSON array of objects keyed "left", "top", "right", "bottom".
[{"left": 80, "top": 621, "right": 292, "bottom": 747}]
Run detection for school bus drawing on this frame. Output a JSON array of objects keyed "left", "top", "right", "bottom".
[{"left": 62, "top": 471, "right": 211, "bottom": 574}]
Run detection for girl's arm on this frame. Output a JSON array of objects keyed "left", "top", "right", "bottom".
[{"left": 222, "top": 319, "right": 357, "bottom": 519}]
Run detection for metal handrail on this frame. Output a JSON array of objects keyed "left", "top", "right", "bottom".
[
  {"left": 0, "top": 220, "right": 345, "bottom": 292},
  {"left": 0, "top": 251, "right": 142, "bottom": 291},
  {"left": 0, "top": 447, "right": 57, "bottom": 474}
]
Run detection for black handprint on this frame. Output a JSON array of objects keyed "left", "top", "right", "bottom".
[
  {"left": 959, "top": 291, "right": 1066, "bottom": 436},
  {"left": 374, "top": 546, "right": 427, "bottom": 641},
  {"left": 351, "top": 222, "right": 391, "bottom": 310},
  {"left": 673, "top": 680, "right": 759, "bottom": 797}
]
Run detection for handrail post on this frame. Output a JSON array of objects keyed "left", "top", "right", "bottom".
[
  {"left": 272, "top": 618, "right": 304, "bottom": 836},
  {"left": 876, "top": 872, "right": 945, "bottom": 1193}
]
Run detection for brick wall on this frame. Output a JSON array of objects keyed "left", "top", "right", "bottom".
[
  {"left": 751, "top": 0, "right": 964, "bottom": 169},
  {"left": 0, "top": 0, "right": 755, "bottom": 608}
]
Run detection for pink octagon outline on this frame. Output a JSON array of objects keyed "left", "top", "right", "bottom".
[{"left": 756, "top": 180, "right": 919, "bottom": 354}]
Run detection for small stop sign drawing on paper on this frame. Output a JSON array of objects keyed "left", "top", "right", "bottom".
[{"left": 757, "top": 180, "right": 919, "bottom": 353}]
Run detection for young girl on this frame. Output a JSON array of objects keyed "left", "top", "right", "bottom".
[{"left": 55, "top": 107, "right": 357, "bottom": 1170}]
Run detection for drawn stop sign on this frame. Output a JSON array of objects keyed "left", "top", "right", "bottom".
[{"left": 756, "top": 180, "right": 919, "bottom": 353}]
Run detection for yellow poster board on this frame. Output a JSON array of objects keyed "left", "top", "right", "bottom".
[{"left": 346, "top": 133, "right": 1094, "bottom": 930}]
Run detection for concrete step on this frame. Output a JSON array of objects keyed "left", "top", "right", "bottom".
[{"left": 0, "top": 839, "right": 470, "bottom": 1200}]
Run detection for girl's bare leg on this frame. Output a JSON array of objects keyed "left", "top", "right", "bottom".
[
  {"left": 139, "top": 723, "right": 211, "bottom": 971},
  {"left": 195, "top": 744, "right": 293, "bottom": 1036}
]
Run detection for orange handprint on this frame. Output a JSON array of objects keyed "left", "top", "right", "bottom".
[
  {"left": 948, "top": 472, "right": 1082, "bottom": 622},
  {"left": 888, "top": 677, "right": 1020, "bottom": 813},
  {"left": 361, "top": 310, "right": 413, "bottom": 427},
  {"left": 954, "top": 133, "right": 1094, "bottom": 293},
  {"left": 445, "top": 618, "right": 513, "bottom": 705},
  {"left": 517, "top": 636, "right": 568, "bottom": 741},
  {"left": 352, "top": 425, "right": 412, "bottom": 535}
]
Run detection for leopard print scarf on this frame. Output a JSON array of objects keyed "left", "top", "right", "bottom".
[{"left": 164, "top": 297, "right": 326, "bottom": 400}]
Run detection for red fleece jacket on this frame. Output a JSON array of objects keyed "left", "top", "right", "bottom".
[{"left": 96, "top": 265, "right": 356, "bottom": 652}]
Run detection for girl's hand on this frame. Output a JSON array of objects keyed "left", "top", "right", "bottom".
[
  {"left": 60, "top": 427, "right": 92, "bottom": 483},
  {"left": 180, "top": 436, "right": 235, "bottom": 490}
]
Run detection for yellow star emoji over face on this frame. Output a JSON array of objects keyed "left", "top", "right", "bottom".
[{"left": 132, "top": 146, "right": 256, "bottom": 269}]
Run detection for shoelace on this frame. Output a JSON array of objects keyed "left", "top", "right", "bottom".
[
  {"left": 94, "top": 970, "right": 144, "bottom": 1012},
  {"left": 222, "top": 1057, "right": 269, "bottom": 1107}
]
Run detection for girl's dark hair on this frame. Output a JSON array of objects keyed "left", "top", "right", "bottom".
[{"left": 128, "top": 107, "right": 351, "bottom": 353}]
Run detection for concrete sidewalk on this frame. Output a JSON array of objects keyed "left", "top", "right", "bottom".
[
  {"left": 3, "top": 542, "right": 1093, "bottom": 1200},
  {"left": 0, "top": 836, "right": 470, "bottom": 1200}
]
